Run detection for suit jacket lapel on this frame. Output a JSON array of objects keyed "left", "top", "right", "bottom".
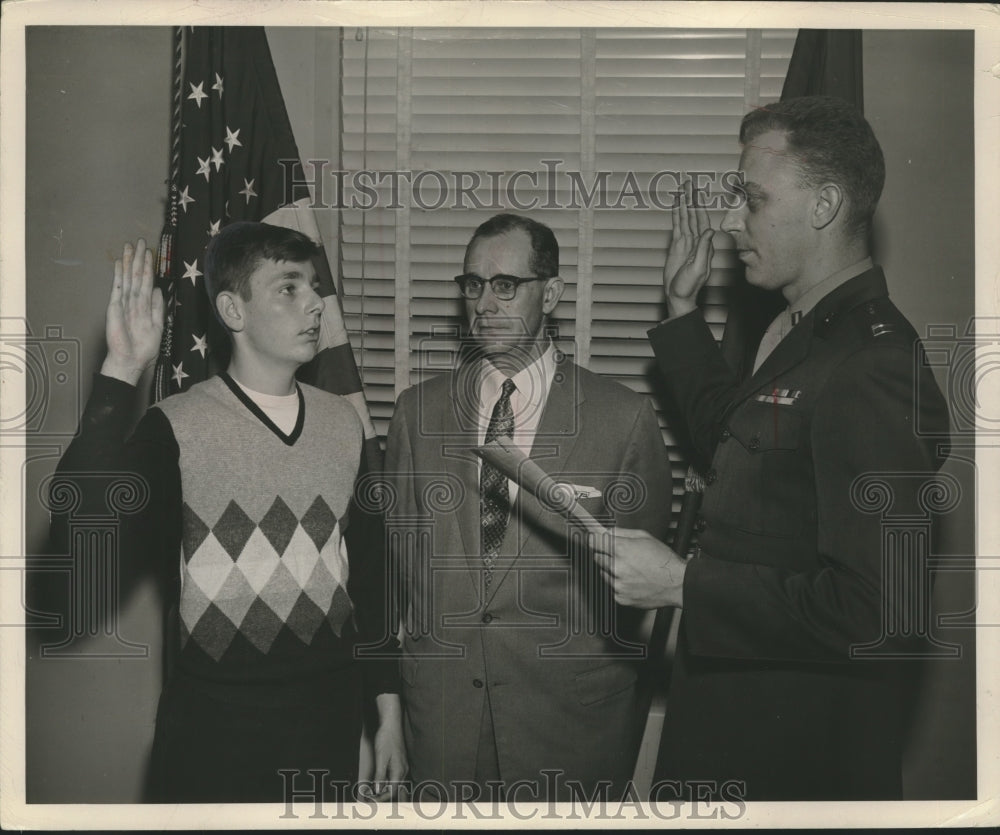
[
  {"left": 734, "top": 316, "right": 813, "bottom": 403},
  {"left": 440, "top": 360, "right": 482, "bottom": 572}
]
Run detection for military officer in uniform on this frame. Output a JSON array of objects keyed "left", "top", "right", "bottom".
[{"left": 595, "top": 95, "right": 950, "bottom": 800}]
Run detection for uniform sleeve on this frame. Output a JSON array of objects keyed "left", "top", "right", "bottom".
[
  {"left": 50, "top": 373, "right": 181, "bottom": 600},
  {"left": 680, "top": 343, "right": 948, "bottom": 661},
  {"left": 345, "top": 439, "right": 401, "bottom": 697},
  {"left": 648, "top": 312, "right": 740, "bottom": 469},
  {"left": 615, "top": 398, "right": 674, "bottom": 542}
]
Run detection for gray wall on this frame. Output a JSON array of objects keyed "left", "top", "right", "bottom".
[
  {"left": 864, "top": 29, "right": 977, "bottom": 799},
  {"left": 24, "top": 26, "right": 173, "bottom": 803}
]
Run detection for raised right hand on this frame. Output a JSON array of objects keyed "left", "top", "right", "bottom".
[
  {"left": 664, "top": 178, "right": 715, "bottom": 319},
  {"left": 100, "top": 239, "right": 165, "bottom": 386}
]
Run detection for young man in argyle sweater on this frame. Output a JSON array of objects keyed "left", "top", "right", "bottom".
[{"left": 53, "top": 222, "right": 406, "bottom": 802}]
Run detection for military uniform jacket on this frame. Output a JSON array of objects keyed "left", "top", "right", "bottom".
[
  {"left": 647, "top": 268, "right": 949, "bottom": 800},
  {"left": 384, "top": 355, "right": 673, "bottom": 800}
]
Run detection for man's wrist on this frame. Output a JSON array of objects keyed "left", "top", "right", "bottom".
[
  {"left": 666, "top": 296, "right": 698, "bottom": 319},
  {"left": 100, "top": 357, "right": 145, "bottom": 387},
  {"left": 668, "top": 556, "right": 687, "bottom": 608},
  {"left": 375, "top": 692, "right": 402, "bottom": 724}
]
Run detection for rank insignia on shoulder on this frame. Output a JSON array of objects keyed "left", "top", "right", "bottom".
[
  {"left": 754, "top": 388, "right": 802, "bottom": 406},
  {"left": 871, "top": 322, "right": 894, "bottom": 337}
]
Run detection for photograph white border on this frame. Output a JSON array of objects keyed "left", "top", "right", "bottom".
[{"left": 2, "top": 1, "right": 997, "bottom": 828}]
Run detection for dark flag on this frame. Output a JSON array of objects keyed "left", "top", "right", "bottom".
[{"left": 152, "top": 26, "right": 380, "bottom": 465}]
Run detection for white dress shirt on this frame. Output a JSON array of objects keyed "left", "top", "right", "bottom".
[
  {"left": 476, "top": 343, "right": 559, "bottom": 504},
  {"left": 231, "top": 376, "right": 300, "bottom": 434}
]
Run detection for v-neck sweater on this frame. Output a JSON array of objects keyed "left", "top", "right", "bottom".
[{"left": 58, "top": 373, "right": 398, "bottom": 694}]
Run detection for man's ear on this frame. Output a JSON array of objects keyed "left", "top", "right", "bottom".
[
  {"left": 216, "top": 291, "right": 244, "bottom": 333},
  {"left": 812, "top": 183, "right": 844, "bottom": 230},
  {"left": 541, "top": 276, "right": 565, "bottom": 315}
]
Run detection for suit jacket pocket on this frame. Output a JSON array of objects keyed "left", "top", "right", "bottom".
[{"left": 572, "top": 663, "right": 638, "bottom": 707}]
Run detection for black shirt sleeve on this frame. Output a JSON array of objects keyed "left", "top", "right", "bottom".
[{"left": 51, "top": 373, "right": 182, "bottom": 602}]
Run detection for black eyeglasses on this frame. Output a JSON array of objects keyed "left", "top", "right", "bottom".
[{"left": 453, "top": 273, "right": 553, "bottom": 301}]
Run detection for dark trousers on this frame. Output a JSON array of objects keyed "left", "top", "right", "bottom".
[{"left": 148, "top": 665, "right": 363, "bottom": 803}]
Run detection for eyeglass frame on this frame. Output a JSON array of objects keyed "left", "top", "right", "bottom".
[{"left": 453, "top": 272, "right": 556, "bottom": 301}]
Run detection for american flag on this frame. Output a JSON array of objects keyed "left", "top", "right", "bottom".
[{"left": 152, "top": 26, "right": 380, "bottom": 464}]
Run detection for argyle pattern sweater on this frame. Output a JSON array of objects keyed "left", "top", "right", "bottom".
[{"left": 55, "top": 373, "right": 398, "bottom": 694}]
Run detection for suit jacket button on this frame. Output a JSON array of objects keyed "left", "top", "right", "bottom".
[
  {"left": 693, "top": 517, "right": 707, "bottom": 533},
  {"left": 472, "top": 678, "right": 484, "bottom": 688},
  {"left": 482, "top": 613, "right": 493, "bottom": 624},
  {"left": 749, "top": 436, "right": 760, "bottom": 450},
  {"left": 705, "top": 469, "right": 717, "bottom": 485},
  {"left": 719, "top": 429, "right": 731, "bottom": 442}
]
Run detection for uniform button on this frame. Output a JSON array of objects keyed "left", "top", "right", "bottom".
[
  {"left": 749, "top": 436, "right": 760, "bottom": 450},
  {"left": 482, "top": 613, "right": 493, "bottom": 624},
  {"left": 473, "top": 678, "right": 484, "bottom": 688},
  {"left": 693, "top": 518, "right": 707, "bottom": 533},
  {"left": 719, "top": 429, "right": 731, "bottom": 443},
  {"left": 705, "top": 469, "right": 717, "bottom": 485}
]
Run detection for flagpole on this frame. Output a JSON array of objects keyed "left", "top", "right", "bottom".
[{"left": 152, "top": 25, "right": 184, "bottom": 404}]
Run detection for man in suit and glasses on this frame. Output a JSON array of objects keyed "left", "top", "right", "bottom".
[{"left": 384, "top": 213, "right": 672, "bottom": 801}]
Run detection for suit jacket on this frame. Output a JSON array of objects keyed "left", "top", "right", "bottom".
[
  {"left": 647, "top": 268, "right": 950, "bottom": 800},
  {"left": 384, "top": 354, "right": 672, "bottom": 800}
]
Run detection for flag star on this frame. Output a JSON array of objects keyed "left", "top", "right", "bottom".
[
  {"left": 212, "top": 72, "right": 224, "bottom": 98},
  {"left": 178, "top": 185, "right": 195, "bottom": 213},
  {"left": 182, "top": 259, "right": 203, "bottom": 285},
  {"left": 210, "top": 146, "right": 225, "bottom": 171},
  {"left": 187, "top": 81, "right": 208, "bottom": 108},
  {"left": 195, "top": 155, "right": 212, "bottom": 182},
  {"left": 191, "top": 333, "right": 208, "bottom": 358},
  {"left": 172, "top": 362, "right": 189, "bottom": 387},
  {"left": 239, "top": 178, "right": 257, "bottom": 204},
  {"left": 224, "top": 126, "right": 242, "bottom": 152},
  {"left": 208, "top": 219, "right": 221, "bottom": 237}
]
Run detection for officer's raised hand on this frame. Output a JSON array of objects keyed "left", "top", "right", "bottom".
[
  {"left": 664, "top": 178, "right": 715, "bottom": 319},
  {"left": 100, "top": 239, "right": 165, "bottom": 386}
]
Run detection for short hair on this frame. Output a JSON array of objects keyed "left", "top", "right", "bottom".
[
  {"left": 465, "top": 213, "right": 559, "bottom": 278},
  {"left": 204, "top": 221, "right": 320, "bottom": 322},
  {"left": 739, "top": 95, "right": 885, "bottom": 239}
]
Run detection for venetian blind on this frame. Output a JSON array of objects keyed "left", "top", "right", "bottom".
[{"left": 340, "top": 27, "right": 793, "bottom": 502}]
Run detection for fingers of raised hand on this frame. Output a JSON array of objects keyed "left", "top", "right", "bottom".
[
  {"left": 696, "top": 201, "right": 711, "bottom": 236},
  {"left": 120, "top": 242, "right": 134, "bottom": 298},
  {"left": 137, "top": 246, "right": 154, "bottom": 307},
  {"left": 151, "top": 287, "right": 166, "bottom": 329},
  {"left": 694, "top": 227, "right": 715, "bottom": 267},
  {"left": 677, "top": 179, "right": 691, "bottom": 239},
  {"left": 110, "top": 257, "right": 124, "bottom": 306}
]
